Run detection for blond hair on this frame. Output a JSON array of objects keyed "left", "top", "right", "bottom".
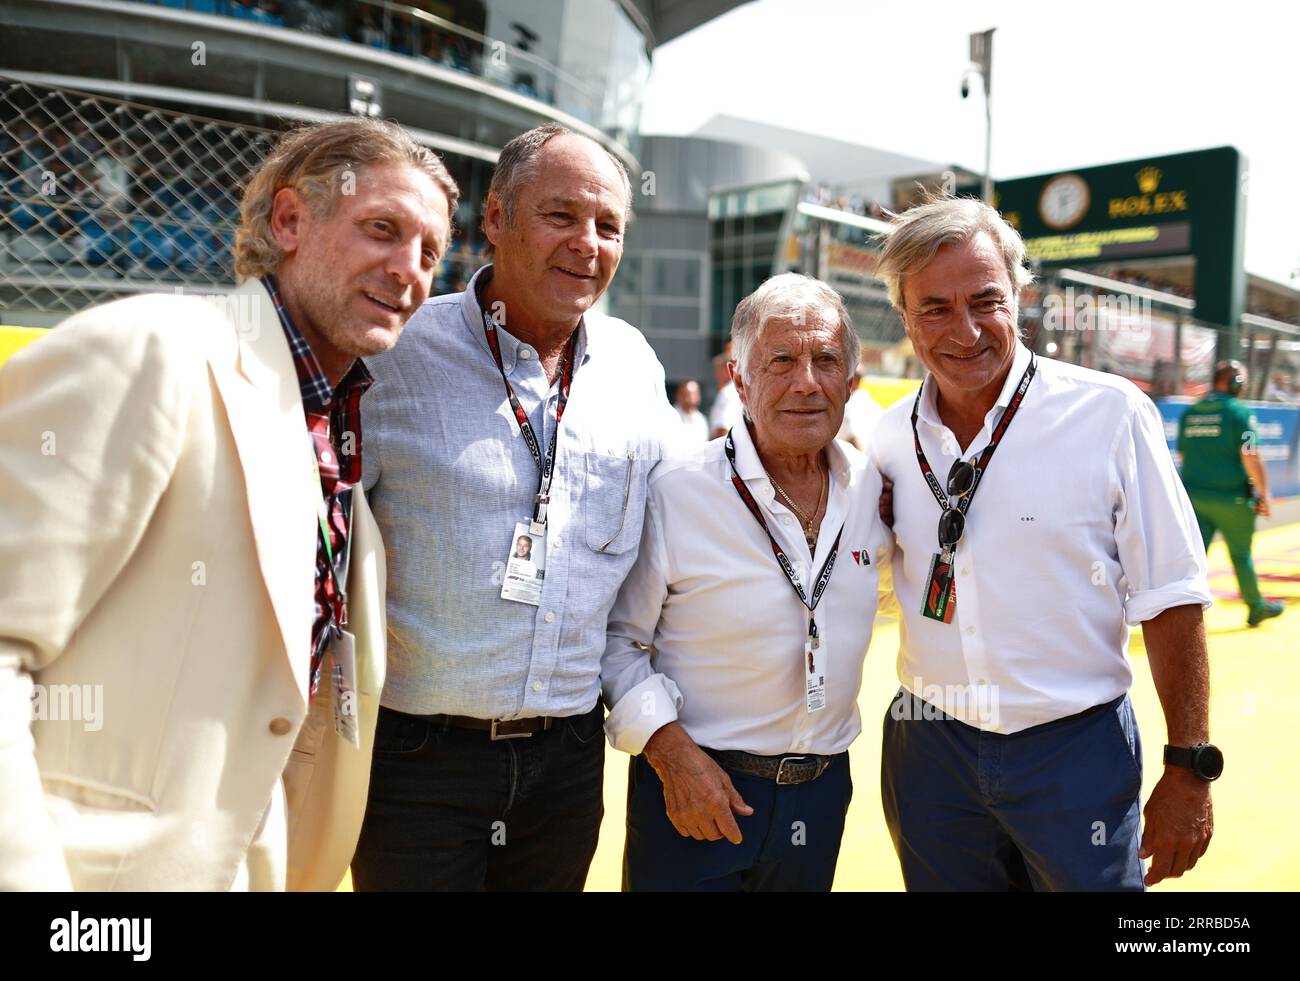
[
  {"left": 233, "top": 118, "right": 460, "bottom": 279},
  {"left": 876, "top": 194, "right": 1033, "bottom": 313}
]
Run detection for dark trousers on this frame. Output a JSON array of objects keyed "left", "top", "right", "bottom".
[
  {"left": 881, "top": 688, "right": 1145, "bottom": 891},
  {"left": 623, "top": 751, "right": 853, "bottom": 892},
  {"left": 351, "top": 703, "right": 605, "bottom": 891},
  {"left": 1190, "top": 492, "right": 1263, "bottom": 611}
]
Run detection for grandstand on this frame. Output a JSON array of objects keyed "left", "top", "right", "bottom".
[{"left": 0, "top": 0, "right": 750, "bottom": 329}]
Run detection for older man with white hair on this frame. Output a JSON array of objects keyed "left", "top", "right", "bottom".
[
  {"left": 869, "top": 196, "right": 1215, "bottom": 891},
  {"left": 601, "top": 273, "right": 893, "bottom": 891}
]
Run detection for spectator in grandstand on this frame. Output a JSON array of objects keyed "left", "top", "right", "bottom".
[
  {"left": 91, "top": 140, "right": 130, "bottom": 210},
  {"left": 870, "top": 195, "right": 1217, "bottom": 891},
  {"left": 0, "top": 118, "right": 458, "bottom": 891},
  {"left": 601, "top": 273, "right": 892, "bottom": 891},
  {"left": 672, "top": 379, "right": 709, "bottom": 445},
  {"left": 356, "top": 5, "right": 385, "bottom": 48},
  {"left": 351, "top": 123, "right": 677, "bottom": 892},
  {"left": 836, "top": 359, "right": 884, "bottom": 451},
  {"left": 1178, "top": 360, "right": 1285, "bottom": 627}
]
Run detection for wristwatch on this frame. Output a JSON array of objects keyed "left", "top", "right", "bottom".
[{"left": 1163, "top": 743, "right": 1224, "bottom": 781}]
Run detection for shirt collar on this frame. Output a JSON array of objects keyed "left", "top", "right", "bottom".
[
  {"left": 462, "top": 263, "right": 592, "bottom": 374},
  {"left": 727, "top": 417, "right": 852, "bottom": 490},
  {"left": 917, "top": 338, "right": 1033, "bottom": 429},
  {"left": 262, "top": 275, "right": 372, "bottom": 414}
]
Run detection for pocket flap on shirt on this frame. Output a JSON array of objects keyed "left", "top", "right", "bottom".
[{"left": 583, "top": 450, "right": 645, "bottom": 555}]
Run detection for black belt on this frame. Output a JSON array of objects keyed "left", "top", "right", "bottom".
[
  {"left": 704, "top": 748, "right": 838, "bottom": 785},
  {"left": 384, "top": 707, "right": 555, "bottom": 740}
]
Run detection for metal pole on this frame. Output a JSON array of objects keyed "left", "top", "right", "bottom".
[
  {"left": 971, "top": 28, "right": 995, "bottom": 205},
  {"left": 983, "top": 83, "right": 993, "bottom": 205}
]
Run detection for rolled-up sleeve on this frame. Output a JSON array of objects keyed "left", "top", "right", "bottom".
[
  {"left": 1112, "top": 394, "right": 1212, "bottom": 624},
  {"left": 600, "top": 485, "right": 683, "bottom": 755}
]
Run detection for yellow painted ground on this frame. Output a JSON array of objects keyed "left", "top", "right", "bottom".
[
  {"left": 337, "top": 519, "right": 1298, "bottom": 892},
  {"left": 582, "top": 519, "right": 1300, "bottom": 892},
  {"left": 0, "top": 326, "right": 46, "bottom": 366}
]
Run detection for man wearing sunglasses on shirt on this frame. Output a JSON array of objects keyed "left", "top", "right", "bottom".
[{"left": 868, "top": 195, "right": 1216, "bottom": 891}]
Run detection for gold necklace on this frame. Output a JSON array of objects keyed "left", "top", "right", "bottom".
[{"left": 769, "top": 470, "right": 827, "bottom": 550}]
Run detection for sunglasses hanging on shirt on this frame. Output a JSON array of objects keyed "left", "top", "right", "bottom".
[{"left": 909, "top": 354, "right": 1036, "bottom": 624}]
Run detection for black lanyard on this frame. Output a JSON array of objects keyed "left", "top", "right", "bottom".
[
  {"left": 909, "top": 353, "right": 1036, "bottom": 533},
  {"left": 482, "top": 310, "right": 578, "bottom": 528},
  {"left": 724, "top": 430, "right": 843, "bottom": 643}
]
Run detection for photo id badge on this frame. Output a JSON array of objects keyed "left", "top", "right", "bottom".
[
  {"left": 804, "top": 635, "right": 826, "bottom": 714},
  {"left": 501, "top": 520, "right": 546, "bottom": 606},
  {"left": 331, "top": 629, "right": 360, "bottom": 749},
  {"left": 921, "top": 551, "right": 956, "bottom": 624}
]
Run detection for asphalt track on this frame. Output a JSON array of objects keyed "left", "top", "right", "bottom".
[{"left": 337, "top": 515, "right": 1298, "bottom": 892}]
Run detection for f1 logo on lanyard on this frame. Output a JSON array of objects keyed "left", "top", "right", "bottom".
[{"left": 910, "top": 355, "right": 1035, "bottom": 624}]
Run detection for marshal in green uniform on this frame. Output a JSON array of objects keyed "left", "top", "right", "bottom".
[{"left": 1177, "top": 360, "right": 1284, "bottom": 627}]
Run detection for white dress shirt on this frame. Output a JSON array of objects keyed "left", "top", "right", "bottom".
[
  {"left": 869, "top": 341, "right": 1212, "bottom": 734},
  {"left": 836, "top": 386, "right": 885, "bottom": 448},
  {"left": 673, "top": 405, "right": 710, "bottom": 446},
  {"left": 708, "top": 382, "right": 742, "bottom": 434},
  {"left": 602, "top": 422, "right": 893, "bottom": 757},
  {"left": 362, "top": 265, "right": 680, "bottom": 719}
]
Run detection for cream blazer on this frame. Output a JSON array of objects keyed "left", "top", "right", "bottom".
[{"left": 0, "top": 279, "right": 385, "bottom": 891}]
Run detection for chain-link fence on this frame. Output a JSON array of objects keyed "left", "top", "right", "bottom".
[
  {"left": 0, "top": 76, "right": 493, "bottom": 319},
  {"left": 0, "top": 76, "right": 274, "bottom": 315}
]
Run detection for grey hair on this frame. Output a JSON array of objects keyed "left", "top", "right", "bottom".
[
  {"left": 876, "top": 194, "right": 1033, "bottom": 313},
  {"left": 488, "top": 123, "right": 634, "bottom": 226},
  {"left": 730, "top": 273, "right": 860, "bottom": 384}
]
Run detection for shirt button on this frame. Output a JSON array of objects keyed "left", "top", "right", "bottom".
[
  {"left": 960, "top": 567, "right": 969, "bottom": 576},
  {"left": 519, "top": 348, "right": 533, "bottom": 360},
  {"left": 552, "top": 537, "right": 561, "bottom": 548},
  {"left": 321, "top": 450, "right": 333, "bottom": 465},
  {"left": 532, "top": 681, "right": 543, "bottom": 692},
  {"left": 965, "top": 625, "right": 975, "bottom": 635},
  {"left": 544, "top": 611, "right": 555, "bottom": 623},
  {"left": 268, "top": 718, "right": 292, "bottom": 736},
  {"left": 781, "top": 515, "right": 792, "bottom": 525}
]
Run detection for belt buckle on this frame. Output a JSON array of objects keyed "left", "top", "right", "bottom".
[
  {"left": 489, "top": 719, "right": 534, "bottom": 741},
  {"left": 775, "top": 755, "right": 809, "bottom": 785}
]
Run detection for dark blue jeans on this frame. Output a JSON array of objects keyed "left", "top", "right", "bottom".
[
  {"left": 351, "top": 704, "right": 605, "bottom": 891},
  {"left": 623, "top": 751, "right": 853, "bottom": 891},
  {"left": 881, "top": 688, "right": 1145, "bottom": 891}
]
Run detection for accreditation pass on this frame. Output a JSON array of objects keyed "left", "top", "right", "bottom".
[
  {"left": 805, "top": 634, "right": 827, "bottom": 714},
  {"left": 501, "top": 520, "right": 547, "bottom": 606}
]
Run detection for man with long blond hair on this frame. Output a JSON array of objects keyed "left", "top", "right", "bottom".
[{"left": 0, "top": 117, "right": 457, "bottom": 890}]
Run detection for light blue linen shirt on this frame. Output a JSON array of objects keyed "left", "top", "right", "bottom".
[{"left": 362, "top": 264, "right": 679, "bottom": 719}]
